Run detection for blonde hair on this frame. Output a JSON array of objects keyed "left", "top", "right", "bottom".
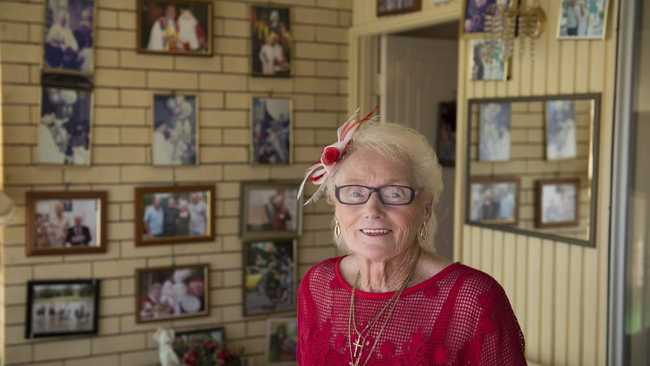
[{"left": 312, "top": 121, "right": 444, "bottom": 252}]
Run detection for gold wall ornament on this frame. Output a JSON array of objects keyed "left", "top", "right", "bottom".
[{"left": 484, "top": 1, "right": 547, "bottom": 60}]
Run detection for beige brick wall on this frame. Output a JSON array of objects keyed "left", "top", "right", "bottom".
[
  {"left": 469, "top": 100, "right": 592, "bottom": 238},
  {"left": 0, "top": 0, "right": 351, "bottom": 364}
]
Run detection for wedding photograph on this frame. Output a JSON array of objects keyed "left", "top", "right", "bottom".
[
  {"left": 479, "top": 102, "right": 511, "bottom": 161},
  {"left": 152, "top": 94, "right": 198, "bottom": 166},
  {"left": 546, "top": 100, "right": 578, "bottom": 160}
]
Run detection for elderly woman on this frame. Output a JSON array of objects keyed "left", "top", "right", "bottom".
[{"left": 296, "top": 112, "right": 526, "bottom": 365}]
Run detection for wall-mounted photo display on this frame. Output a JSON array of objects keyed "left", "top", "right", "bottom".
[
  {"left": 462, "top": 0, "right": 513, "bottom": 35},
  {"left": 557, "top": 0, "right": 609, "bottom": 39},
  {"left": 243, "top": 239, "right": 296, "bottom": 316},
  {"left": 478, "top": 102, "right": 511, "bottom": 161},
  {"left": 469, "top": 176, "right": 519, "bottom": 225},
  {"left": 26, "top": 191, "right": 107, "bottom": 256},
  {"left": 545, "top": 100, "right": 578, "bottom": 160},
  {"left": 152, "top": 94, "right": 199, "bottom": 166},
  {"left": 251, "top": 96, "right": 292, "bottom": 164},
  {"left": 136, "top": 264, "right": 209, "bottom": 323},
  {"left": 172, "top": 326, "right": 225, "bottom": 363},
  {"left": 44, "top": 0, "right": 95, "bottom": 74},
  {"left": 377, "top": 0, "right": 422, "bottom": 17},
  {"left": 38, "top": 82, "right": 92, "bottom": 165},
  {"left": 137, "top": 0, "right": 213, "bottom": 56},
  {"left": 535, "top": 178, "right": 580, "bottom": 228},
  {"left": 240, "top": 181, "right": 301, "bottom": 239},
  {"left": 135, "top": 185, "right": 215, "bottom": 246},
  {"left": 470, "top": 39, "right": 509, "bottom": 81},
  {"left": 266, "top": 318, "right": 298, "bottom": 365},
  {"left": 251, "top": 5, "right": 292, "bottom": 77},
  {"left": 25, "top": 279, "right": 100, "bottom": 338}
]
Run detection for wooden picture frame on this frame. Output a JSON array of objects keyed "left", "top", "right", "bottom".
[
  {"left": 468, "top": 176, "right": 520, "bottom": 225},
  {"left": 135, "top": 264, "right": 209, "bottom": 323},
  {"left": 134, "top": 185, "right": 215, "bottom": 246},
  {"left": 535, "top": 178, "right": 580, "bottom": 228},
  {"left": 43, "top": 0, "right": 96, "bottom": 75},
  {"left": 152, "top": 93, "right": 200, "bottom": 166},
  {"left": 251, "top": 5, "right": 292, "bottom": 77},
  {"left": 136, "top": 0, "right": 213, "bottom": 56},
  {"left": 25, "top": 279, "right": 100, "bottom": 338},
  {"left": 266, "top": 317, "right": 298, "bottom": 365},
  {"left": 26, "top": 191, "right": 107, "bottom": 256},
  {"left": 376, "top": 0, "right": 422, "bottom": 17},
  {"left": 250, "top": 96, "right": 293, "bottom": 165},
  {"left": 242, "top": 239, "right": 296, "bottom": 316},
  {"left": 240, "top": 181, "right": 302, "bottom": 240}
]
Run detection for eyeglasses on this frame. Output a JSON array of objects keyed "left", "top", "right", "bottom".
[{"left": 334, "top": 185, "right": 416, "bottom": 206}]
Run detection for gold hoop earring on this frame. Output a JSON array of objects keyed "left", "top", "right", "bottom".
[
  {"left": 418, "top": 224, "right": 427, "bottom": 241},
  {"left": 334, "top": 220, "right": 341, "bottom": 238}
]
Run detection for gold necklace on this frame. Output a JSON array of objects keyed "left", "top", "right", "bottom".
[{"left": 347, "top": 252, "right": 419, "bottom": 366}]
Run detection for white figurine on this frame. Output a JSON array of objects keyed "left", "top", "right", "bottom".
[{"left": 153, "top": 328, "right": 181, "bottom": 366}]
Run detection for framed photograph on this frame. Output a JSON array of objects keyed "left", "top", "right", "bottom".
[
  {"left": 251, "top": 5, "right": 292, "bottom": 77},
  {"left": 137, "top": 0, "right": 213, "bottom": 56},
  {"left": 377, "top": 0, "right": 422, "bottom": 17},
  {"left": 462, "top": 0, "right": 512, "bottom": 35},
  {"left": 470, "top": 39, "right": 509, "bottom": 81},
  {"left": 240, "top": 181, "right": 301, "bottom": 239},
  {"left": 436, "top": 101, "right": 456, "bottom": 167},
  {"left": 25, "top": 279, "right": 100, "bottom": 338},
  {"left": 243, "top": 239, "right": 296, "bottom": 316},
  {"left": 173, "top": 326, "right": 225, "bottom": 362},
  {"left": 135, "top": 185, "right": 215, "bottom": 246},
  {"left": 545, "top": 100, "right": 578, "bottom": 160},
  {"left": 26, "top": 191, "right": 107, "bottom": 256},
  {"left": 44, "top": 0, "right": 95, "bottom": 74},
  {"left": 136, "top": 264, "right": 209, "bottom": 323},
  {"left": 38, "top": 84, "right": 92, "bottom": 165},
  {"left": 478, "top": 102, "right": 511, "bottom": 161},
  {"left": 266, "top": 318, "right": 297, "bottom": 365},
  {"left": 536, "top": 178, "right": 580, "bottom": 228},
  {"left": 557, "top": 0, "right": 609, "bottom": 39},
  {"left": 152, "top": 94, "right": 199, "bottom": 166},
  {"left": 251, "top": 97, "right": 292, "bottom": 164},
  {"left": 469, "top": 176, "right": 519, "bottom": 225}
]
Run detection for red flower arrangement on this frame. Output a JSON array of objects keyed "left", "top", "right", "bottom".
[{"left": 173, "top": 333, "right": 244, "bottom": 366}]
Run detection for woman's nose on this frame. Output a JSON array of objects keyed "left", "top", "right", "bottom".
[{"left": 362, "top": 192, "right": 385, "bottom": 218}]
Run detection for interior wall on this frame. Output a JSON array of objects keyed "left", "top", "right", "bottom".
[
  {"left": 383, "top": 35, "right": 457, "bottom": 259},
  {"left": 0, "top": 0, "right": 351, "bottom": 365},
  {"left": 350, "top": 0, "right": 618, "bottom": 365}
]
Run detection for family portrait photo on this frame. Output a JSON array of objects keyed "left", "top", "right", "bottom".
[
  {"left": 243, "top": 240, "right": 295, "bottom": 316},
  {"left": 266, "top": 318, "right": 297, "bottom": 365},
  {"left": 153, "top": 94, "right": 198, "bottom": 166},
  {"left": 44, "top": 0, "right": 95, "bottom": 74},
  {"left": 138, "top": 0, "right": 212, "bottom": 55},
  {"left": 536, "top": 179, "right": 580, "bottom": 228},
  {"left": 558, "top": 0, "right": 609, "bottom": 39},
  {"left": 463, "top": 0, "right": 507, "bottom": 34},
  {"left": 25, "top": 279, "right": 100, "bottom": 338},
  {"left": 26, "top": 191, "right": 106, "bottom": 256},
  {"left": 173, "top": 327, "right": 227, "bottom": 365},
  {"left": 136, "top": 264, "right": 209, "bottom": 323},
  {"left": 251, "top": 6, "right": 291, "bottom": 77},
  {"left": 251, "top": 97, "right": 292, "bottom": 164},
  {"left": 469, "top": 177, "right": 519, "bottom": 224},
  {"left": 377, "top": 0, "right": 422, "bottom": 16},
  {"left": 38, "top": 85, "right": 92, "bottom": 165},
  {"left": 471, "top": 39, "right": 508, "bottom": 81},
  {"left": 240, "top": 181, "right": 300, "bottom": 239},
  {"left": 136, "top": 186, "right": 214, "bottom": 246},
  {"left": 546, "top": 100, "right": 578, "bottom": 160},
  {"left": 479, "top": 102, "right": 511, "bottom": 161}
]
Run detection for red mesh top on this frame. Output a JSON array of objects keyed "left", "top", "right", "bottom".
[{"left": 297, "top": 257, "right": 526, "bottom": 365}]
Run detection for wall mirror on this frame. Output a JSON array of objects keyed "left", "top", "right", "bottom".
[{"left": 465, "top": 94, "right": 601, "bottom": 247}]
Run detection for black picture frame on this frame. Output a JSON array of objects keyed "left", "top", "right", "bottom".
[{"left": 25, "top": 279, "right": 100, "bottom": 338}]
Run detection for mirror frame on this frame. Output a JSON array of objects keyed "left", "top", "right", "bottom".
[{"left": 464, "top": 93, "right": 602, "bottom": 247}]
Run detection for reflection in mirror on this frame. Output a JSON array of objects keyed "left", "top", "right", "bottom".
[{"left": 465, "top": 94, "right": 600, "bottom": 246}]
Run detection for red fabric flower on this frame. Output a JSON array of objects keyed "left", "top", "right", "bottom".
[
  {"left": 321, "top": 146, "right": 341, "bottom": 166},
  {"left": 183, "top": 350, "right": 198, "bottom": 366},
  {"left": 203, "top": 339, "right": 217, "bottom": 352}
]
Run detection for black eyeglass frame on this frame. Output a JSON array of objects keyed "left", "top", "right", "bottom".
[{"left": 334, "top": 184, "right": 416, "bottom": 206}]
